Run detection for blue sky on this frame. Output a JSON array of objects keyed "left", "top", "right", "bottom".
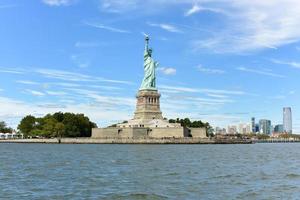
[{"left": 0, "top": 0, "right": 300, "bottom": 132}]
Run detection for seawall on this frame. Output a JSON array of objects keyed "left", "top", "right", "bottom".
[{"left": 0, "top": 138, "right": 252, "bottom": 144}]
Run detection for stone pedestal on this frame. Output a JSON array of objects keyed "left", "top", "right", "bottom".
[
  {"left": 133, "top": 89, "right": 163, "bottom": 120},
  {"left": 115, "top": 89, "right": 181, "bottom": 128}
]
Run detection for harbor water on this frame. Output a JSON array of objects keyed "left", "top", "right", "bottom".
[{"left": 1, "top": 143, "right": 300, "bottom": 199}]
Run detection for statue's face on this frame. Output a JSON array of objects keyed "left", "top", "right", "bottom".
[{"left": 148, "top": 49, "right": 152, "bottom": 55}]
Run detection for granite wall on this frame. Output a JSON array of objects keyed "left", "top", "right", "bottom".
[
  {"left": 189, "top": 128, "right": 207, "bottom": 138},
  {"left": 92, "top": 127, "right": 207, "bottom": 139}
]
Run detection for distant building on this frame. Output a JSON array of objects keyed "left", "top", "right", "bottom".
[
  {"left": 251, "top": 117, "right": 256, "bottom": 133},
  {"left": 0, "top": 132, "right": 21, "bottom": 139},
  {"left": 227, "top": 125, "right": 237, "bottom": 134},
  {"left": 283, "top": 107, "right": 292, "bottom": 133},
  {"left": 255, "top": 124, "right": 260, "bottom": 133},
  {"left": 271, "top": 125, "right": 274, "bottom": 133},
  {"left": 215, "top": 127, "right": 227, "bottom": 135},
  {"left": 238, "top": 123, "right": 251, "bottom": 134},
  {"left": 274, "top": 124, "right": 284, "bottom": 133},
  {"left": 259, "top": 119, "right": 272, "bottom": 135}
]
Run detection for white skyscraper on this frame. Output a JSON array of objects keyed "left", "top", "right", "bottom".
[
  {"left": 283, "top": 107, "right": 292, "bottom": 134},
  {"left": 238, "top": 123, "right": 251, "bottom": 134}
]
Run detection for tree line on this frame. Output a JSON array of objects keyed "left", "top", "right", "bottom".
[
  {"left": 168, "top": 118, "right": 213, "bottom": 136},
  {"left": 3, "top": 115, "right": 213, "bottom": 138},
  {"left": 18, "top": 112, "right": 97, "bottom": 138},
  {"left": 0, "top": 121, "right": 13, "bottom": 133}
]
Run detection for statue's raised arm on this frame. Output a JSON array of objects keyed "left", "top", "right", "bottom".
[{"left": 144, "top": 36, "right": 149, "bottom": 55}]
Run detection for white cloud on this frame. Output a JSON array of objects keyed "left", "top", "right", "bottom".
[
  {"left": 199, "top": 88, "right": 245, "bottom": 95},
  {"left": 237, "top": 67, "right": 286, "bottom": 78},
  {"left": 100, "top": 0, "right": 139, "bottom": 13},
  {"left": 201, "top": 114, "right": 244, "bottom": 128},
  {"left": 52, "top": 82, "right": 81, "bottom": 87},
  {"left": 70, "top": 54, "right": 90, "bottom": 68},
  {"left": 272, "top": 95, "right": 286, "bottom": 100},
  {"left": 46, "top": 91, "right": 67, "bottom": 96},
  {"left": 197, "top": 65, "right": 225, "bottom": 74},
  {"left": 89, "top": 85, "right": 121, "bottom": 90},
  {"left": 158, "top": 67, "right": 176, "bottom": 75},
  {"left": 271, "top": 59, "right": 300, "bottom": 69},
  {"left": 35, "top": 68, "right": 132, "bottom": 84},
  {"left": 206, "top": 94, "right": 228, "bottom": 99},
  {"left": 148, "top": 23, "right": 182, "bottom": 33},
  {"left": 159, "top": 85, "right": 199, "bottom": 93},
  {"left": 42, "top": 0, "right": 74, "bottom": 6},
  {"left": 24, "top": 89, "right": 45, "bottom": 97},
  {"left": 2, "top": 67, "right": 132, "bottom": 85},
  {"left": 36, "top": 68, "right": 91, "bottom": 82},
  {"left": 194, "top": 0, "right": 300, "bottom": 52},
  {"left": 98, "top": 0, "right": 300, "bottom": 52},
  {"left": 37, "top": 103, "right": 66, "bottom": 109},
  {"left": 159, "top": 85, "right": 245, "bottom": 95},
  {"left": 0, "top": 95, "right": 133, "bottom": 129},
  {"left": 185, "top": 4, "right": 201, "bottom": 16},
  {"left": 0, "top": 68, "right": 25, "bottom": 74},
  {"left": 83, "top": 21, "right": 131, "bottom": 33},
  {"left": 64, "top": 88, "right": 135, "bottom": 107},
  {"left": 289, "top": 91, "right": 296, "bottom": 95},
  {"left": 184, "top": 4, "right": 225, "bottom": 16},
  {"left": 159, "top": 94, "right": 244, "bottom": 127},
  {"left": 186, "top": 97, "right": 234, "bottom": 104},
  {"left": 16, "top": 80, "right": 39, "bottom": 85}
]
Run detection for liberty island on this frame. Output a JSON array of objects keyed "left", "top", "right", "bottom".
[
  {"left": 91, "top": 36, "right": 207, "bottom": 139},
  {"left": 0, "top": 37, "right": 254, "bottom": 144},
  {"left": 0, "top": 36, "right": 253, "bottom": 144}
]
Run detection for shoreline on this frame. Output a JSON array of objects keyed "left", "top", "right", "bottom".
[{"left": 0, "top": 138, "right": 252, "bottom": 144}]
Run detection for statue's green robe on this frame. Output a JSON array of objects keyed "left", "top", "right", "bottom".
[{"left": 140, "top": 44, "right": 158, "bottom": 90}]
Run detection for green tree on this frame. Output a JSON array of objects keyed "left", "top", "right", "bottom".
[
  {"left": 182, "top": 118, "right": 191, "bottom": 127},
  {"left": 35, "top": 117, "right": 45, "bottom": 130},
  {"left": 53, "top": 112, "right": 65, "bottom": 122},
  {"left": 190, "top": 120, "right": 204, "bottom": 128},
  {"left": 257, "top": 134, "right": 270, "bottom": 140},
  {"left": 29, "top": 129, "right": 44, "bottom": 137},
  {"left": 54, "top": 122, "right": 65, "bottom": 138},
  {"left": 0, "top": 121, "right": 13, "bottom": 133},
  {"left": 76, "top": 114, "right": 91, "bottom": 137},
  {"left": 168, "top": 118, "right": 213, "bottom": 137},
  {"left": 90, "top": 121, "right": 97, "bottom": 129},
  {"left": 42, "top": 117, "right": 58, "bottom": 138},
  {"left": 17, "top": 113, "right": 97, "bottom": 138},
  {"left": 62, "top": 113, "right": 81, "bottom": 137},
  {"left": 169, "top": 119, "right": 176, "bottom": 123},
  {"left": 18, "top": 115, "right": 36, "bottom": 137}
]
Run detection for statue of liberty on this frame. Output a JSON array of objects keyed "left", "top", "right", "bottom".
[{"left": 140, "top": 35, "right": 158, "bottom": 90}]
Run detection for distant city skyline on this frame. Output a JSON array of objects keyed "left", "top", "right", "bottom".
[
  {"left": 215, "top": 107, "right": 293, "bottom": 135},
  {"left": 0, "top": 0, "right": 299, "bottom": 133}
]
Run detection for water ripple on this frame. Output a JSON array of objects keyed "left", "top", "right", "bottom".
[{"left": 1, "top": 143, "right": 300, "bottom": 199}]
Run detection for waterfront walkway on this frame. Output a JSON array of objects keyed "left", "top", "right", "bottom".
[
  {"left": 0, "top": 137, "right": 252, "bottom": 144},
  {"left": 255, "top": 138, "right": 300, "bottom": 143},
  {"left": 3, "top": 138, "right": 300, "bottom": 144}
]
